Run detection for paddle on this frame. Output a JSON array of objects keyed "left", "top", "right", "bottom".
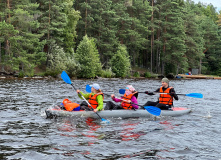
[
  {"left": 119, "top": 89, "right": 148, "bottom": 94},
  {"left": 144, "top": 106, "right": 161, "bottom": 116},
  {"left": 61, "top": 71, "right": 109, "bottom": 122},
  {"left": 86, "top": 85, "right": 161, "bottom": 116},
  {"left": 119, "top": 89, "right": 203, "bottom": 98}
]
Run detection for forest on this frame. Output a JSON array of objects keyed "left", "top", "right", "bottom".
[{"left": 0, "top": 0, "right": 221, "bottom": 78}]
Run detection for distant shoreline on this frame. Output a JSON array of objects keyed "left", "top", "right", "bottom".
[{"left": 0, "top": 74, "right": 220, "bottom": 80}]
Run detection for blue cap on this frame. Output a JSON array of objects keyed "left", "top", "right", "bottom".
[{"left": 89, "top": 83, "right": 100, "bottom": 90}]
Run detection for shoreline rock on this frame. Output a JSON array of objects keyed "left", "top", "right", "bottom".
[{"left": 0, "top": 71, "right": 220, "bottom": 80}]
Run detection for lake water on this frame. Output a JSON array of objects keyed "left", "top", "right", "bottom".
[{"left": 0, "top": 78, "right": 220, "bottom": 160}]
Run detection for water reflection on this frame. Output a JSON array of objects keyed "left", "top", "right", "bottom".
[
  {"left": 123, "top": 149, "right": 158, "bottom": 159},
  {"left": 119, "top": 121, "right": 145, "bottom": 141},
  {"left": 49, "top": 117, "right": 104, "bottom": 157},
  {"left": 160, "top": 120, "right": 174, "bottom": 130},
  {"left": 82, "top": 117, "right": 102, "bottom": 146}
]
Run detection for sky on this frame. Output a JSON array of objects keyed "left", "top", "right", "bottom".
[{"left": 191, "top": 0, "right": 221, "bottom": 12}]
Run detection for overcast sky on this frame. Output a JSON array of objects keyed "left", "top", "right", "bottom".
[{"left": 191, "top": 0, "right": 221, "bottom": 12}]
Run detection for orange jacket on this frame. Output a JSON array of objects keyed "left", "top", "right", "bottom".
[
  {"left": 159, "top": 87, "right": 173, "bottom": 105},
  {"left": 63, "top": 99, "right": 80, "bottom": 111},
  {"left": 88, "top": 92, "right": 104, "bottom": 109},
  {"left": 121, "top": 92, "right": 138, "bottom": 110}
]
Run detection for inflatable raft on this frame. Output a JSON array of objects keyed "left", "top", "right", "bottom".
[{"left": 45, "top": 105, "right": 191, "bottom": 119}]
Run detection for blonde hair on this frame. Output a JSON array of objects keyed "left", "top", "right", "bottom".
[{"left": 93, "top": 89, "right": 102, "bottom": 93}]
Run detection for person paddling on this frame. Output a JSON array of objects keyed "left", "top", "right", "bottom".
[
  {"left": 144, "top": 78, "right": 178, "bottom": 110},
  {"left": 104, "top": 85, "right": 138, "bottom": 110},
  {"left": 77, "top": 83, "right": 104, "bottom": 112}
]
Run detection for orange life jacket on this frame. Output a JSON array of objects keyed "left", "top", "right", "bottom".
[
  {"left": 88, "top": 92, "right": 104, "bottom": 109},
  {"left": 159, "top": 87, "right": 173, "bottom": 105},
  {"left": 121, "top": 92, "right": 138, "bottom": 110},
  {"left": 63, "top": 99, "right": 80, "bottom": 111}
]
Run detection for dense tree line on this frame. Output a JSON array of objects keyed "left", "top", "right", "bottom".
[{"left": 0, "top": 0, "right": 221, "bottom": 78}]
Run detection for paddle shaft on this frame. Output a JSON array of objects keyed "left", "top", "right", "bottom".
[
  {"left": 111, "top": 95, "right": 161, "bottom": 116},
  {"left": 103, "top": 92, "right": 153, "bottom": 110},
  {"left": 144, "top": 92, "right": 196, "bottom": 96},
  {"left": 153, "top": 92, "right": 203, "bottom": 98},
  {"left": 71, "top": 84, "right": 105, "bottom": 120}
]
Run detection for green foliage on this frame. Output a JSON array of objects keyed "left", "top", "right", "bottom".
[
  {"left": 75, "top": 35, "right": 102, "bottom": 78},
  {"left": 133, "top": 71, "right": 140, "bottom": 78},
  {"left": 183, "top": 2, "right": 205, "bottom": 71},
  {"left": 0, "top": 2, "right": 46, "bottom": 76},
  {"left": 18, "top": 71, "right": 25, "bottom": 78},
  {"left": 216, "top": 62, "right": 221, "bottom": 76},
  {"left": 45, "top": 70, "right": 60, "bottom": 78},
  {"left": 65, "top": 56, "right": 80, "bottom": 78},
  {"left": 117, "top": 0, "right": 151, "bottom": 66},
  {"left": 45, "top": 41, "right": 79, "bottom": 77},
  {"left": 63, "top": 0, "right": 81, "bottom": 55},
  {"left": 46, "top": 42, "right": 67, "bottom": 74},
  {"left": 0, "top": 0, "right": 221, "bottom": 77},
  {"left": 110, "top": 45, "right": 131, "bottom": 77},
  {"left": 38, "top": 0, "right": 68, "bottom": 46},
  {"left": 144, "top": 72, "right": 152, "bottom": 78},
  {"left": 0, "top": 21, "right": 19, "bottom": 41},
  {"left": 158, "top": 0, "right": 187, "bottom": 75},
  {"left": 201, "top": 65, "right": 208, "bottom": 74},
  {"left": 101, "top": 68, "right": 114, "bottom": 78},
  {"left": 75, "top": 0, "right": 119, "bottom": 62},
  {"left": 198, "top": 3, "right": 218, "bottom": 22}
]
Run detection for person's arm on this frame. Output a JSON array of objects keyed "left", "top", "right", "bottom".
[
  {"left": 112, "top": 96, "right": 123, "bottom": 102},
  {"left": 96, "top": 95, "right": 104, "bottom": 111},
  {"left": 170, "top": 88, "right": 178, "bottom": 100},
  {"left": 131, "top": 96, "right": 138, "bottom": 109},
  {"left": 77, "top": 91, "right": 90, "bottom": 100},
  {"left": 146, "top": 88, "right": 160, "bottom": 95},
  {"left": 155, "top": 88, "right": 160, "bottom": 92}
]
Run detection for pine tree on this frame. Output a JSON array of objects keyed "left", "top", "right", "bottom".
[
  {"left": 110, "top": 45, "right": 131, "bottom": 77},
  {"left": 156, "top": 0, "right": 187, "bottom": 75},
  {"left": 0, "top": 0, "right": 45, "bottom": 75},
  {"left": 183, "top": 1, "right": 205, "bottom": 72},
  {"left": 215, "top": 13, "right": 221, "bottom": 76},
  {"left": 125, "top": 0, "right": 151, "bottom": 67},
  {"left": 63, "top": 0, "right": 80, "bottom": 55},
  {"left": 74, "top": 0, "right": 119, "bottom": 63},
  {"left": 200, "top": 16, "right": 219, "bottom": 74},
  {"left": 75, "top": 35, "right": 102, "bottom": 78},
  {"left": 11, "top": 7, "right": 46, "bottom": 75},
  {"left": 37, "top": 0, "right": 68, "bottom": 62},
  {"left": 0, "top": 21, "right": 19, "bottom": 71},
  {"left": 47, "top": 41, "right": 79, "bottom": 77}
]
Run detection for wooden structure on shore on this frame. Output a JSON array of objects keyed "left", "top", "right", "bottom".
[{"left": 177, "top": 74, "right": 221, "bottom": 79}]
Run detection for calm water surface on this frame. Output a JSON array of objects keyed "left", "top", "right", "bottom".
[{"left": 0, "top": 78, "right": 220, "bottom": 160}]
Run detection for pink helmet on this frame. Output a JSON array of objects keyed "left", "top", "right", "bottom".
[{"left": 126, "top": 85, "right": 135, "bottom": 92}]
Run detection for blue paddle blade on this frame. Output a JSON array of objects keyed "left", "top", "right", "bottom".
[
  {"left": 185, "top": 93, "right": 203, "bottom": 98},
  {"left": 101, "top": 118, "right": 109, "bottom": 123},
  {"left": 144, "top": 106, "right": 161, "bottom": 116},
  {"left": 119, "top": 89, "right": 126, "bottom": 94},
  {"left": 86, "top": 84, "right": 92, "bottom": 93},
  {"left": 61, "top": 71, "right": 72, "bottom": 84}
]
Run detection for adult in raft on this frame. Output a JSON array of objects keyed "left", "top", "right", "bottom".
[
  {"left": 76, "top": 83, "right": 104, "bottom": 112},
  {"left": 144, "top": 78, "right": 178, "bottom": 110},
  {"left": 104, "top": 85, "right": 138, "bottom": 110}
]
